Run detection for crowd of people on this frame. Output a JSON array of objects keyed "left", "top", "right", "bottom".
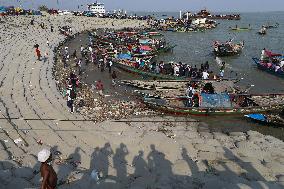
[{"left": 89, "top": 30, "right": 227, "bottom": 80}]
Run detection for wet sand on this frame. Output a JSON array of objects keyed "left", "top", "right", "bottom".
[{"left": 0, "top": 15, "right": 283, "bottom": 189}]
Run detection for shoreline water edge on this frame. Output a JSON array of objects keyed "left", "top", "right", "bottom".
[{"left": 0, "top": 15, "right": 283, "bottom": 189}]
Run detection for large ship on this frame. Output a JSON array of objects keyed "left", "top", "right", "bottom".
[{"left": 87, "top": 2, "right": 105, "bottom": 15}]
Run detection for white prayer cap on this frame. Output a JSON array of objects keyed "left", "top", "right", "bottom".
[{"left": 38, "top": 149, "right": 51, "bottom": 162}]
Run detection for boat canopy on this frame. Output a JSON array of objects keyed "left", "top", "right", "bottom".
[
  {"left": 139, "top": 38, "right": 152, "bottom": 45},
  {"left": 117, "top": 53, "right": 132, "bottom": 60},
  {"left": 200, "top": 93, "right": 232, "bottom": 108},
  {"left": 265, "top": 50, "right": 282, "bottom": 57},
  {"left": 140, "top": 45, "right": 152, "bottom": 51}
]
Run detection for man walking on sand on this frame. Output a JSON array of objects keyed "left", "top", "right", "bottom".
[
  {"left": 36, "top": 47, "right": 41, "bottom": 61},
  {"left": 38, "top": 149, "right": 57, "bottom": 189},
  {"left": 46, "top": 38, "right": 50, "bottom": 47}
]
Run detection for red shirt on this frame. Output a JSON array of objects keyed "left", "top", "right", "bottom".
[
  {"left": 36, "top": 48, "right": 41, "bottom": 56},
  {"left": 96, "top": 82, "right": 103, "bottom": 90}
]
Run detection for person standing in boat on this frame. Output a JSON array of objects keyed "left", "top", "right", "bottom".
[
  {"left": 185, "top": 84, "right": 195, "bottom": 107},
  {"left": 260, "top": 48, "right": 267, "bottom": 61}
]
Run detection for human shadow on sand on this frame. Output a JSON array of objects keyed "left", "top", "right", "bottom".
[
  {"left": 55, "top": 143, "right": 283, "bottom": 189},
  {"left": 1, "top": 142, "right": 281, "bottom": 189}
]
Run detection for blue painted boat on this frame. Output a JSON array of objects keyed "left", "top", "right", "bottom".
[
  {"left": 252, "top": 58, "right": 284, "bottom": 78},
  {"left": 245, "top": 114, "right": 267, "bottom": 122},
  {"left": 245, "top": 113, "right": 284, "bottom": 126}
]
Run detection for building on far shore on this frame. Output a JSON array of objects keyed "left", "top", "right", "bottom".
[{"left": 87, "top": 2, "right": 105, "bottom": 16}]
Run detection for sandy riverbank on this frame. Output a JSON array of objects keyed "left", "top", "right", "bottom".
[{"left": 0, "top": 15, "right": 283, "bottom": 189}]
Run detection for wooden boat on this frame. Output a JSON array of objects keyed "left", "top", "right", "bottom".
[
  {"left": 142, "top": 93, "right": 284, "bottom": 116},
  {"left": 213, "top": 41, "right": 244, "bottom": 56},
  {"left": 230, "top": 27, "right": 252, "bottom": 31},
  {"left": 258, "top": 28, "right": 266, "bottom": 35},
  {"left": 113, "top": 61, "right": 186, "bottom": 80},
  {"left": 252, "top": 58, "right": 284, "bottom": 78},
  {"left": 245, "top": 113, "right": 284, "bottom": 127},
  {"left": 121, "top": 79, "right": 238, "bottom": 94},
  {"left": 265, "top": 23, "right": 279, "bottom": 29}
]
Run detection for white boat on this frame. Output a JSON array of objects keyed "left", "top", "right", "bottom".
[
  {"left": 87, "top": 2, "right": 106, "bottom": 16},
  {"left": 58, "top": 10, "right": 72, "bottom": 16}
]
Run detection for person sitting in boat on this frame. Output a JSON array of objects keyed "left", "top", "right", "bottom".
[{"left": 275, "top": 64, "right": 281, "bottom": 72}]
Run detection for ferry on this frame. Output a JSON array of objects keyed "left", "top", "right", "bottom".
[{"left": 87, "top": 2, "right": 105, "bottom": 16}]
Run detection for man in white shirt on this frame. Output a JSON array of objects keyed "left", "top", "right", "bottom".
[
  {"left": 80, "top": 45, "right": 84, "bottom": 57},
  {"left": 174, "top": 65, "right": 179, "bottom": 76},
  {"left": 260, "top": 48, "right": 266, "bottom": 61},
  {"left": 280, "top": 59, "right": 284, "bottom": 68},
  {"left": 202, "top": 71, "right": 209, "bottom": 80},
  {"left": 89, "top": 46, "right": 93, "bottom": 53},
  {"left": 46, "top": 38, "right": 49, "bottom": 47}
]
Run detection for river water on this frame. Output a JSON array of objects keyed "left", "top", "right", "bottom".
[
  {"left": 152, "top": 12, "right": 284, "bottom": 93},
  {"left": 152, "top": 12, "right": 284, "bottom": 140},
  {"left": 75, "top": 12, "right": 284, "bottom": 140}
]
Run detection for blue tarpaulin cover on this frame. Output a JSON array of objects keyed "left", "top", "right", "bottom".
[
  {"left": 139, "top": 38, "right": 152, "bottom": 44},
  {"left": 200, "top": 93, "right": 232, "bottom": 108},
  {"left": 117, "top": 54, "right": 132, "bottom": 60},
  {"left": 245, "top": 114, "right": 267, "bottom": 122}
]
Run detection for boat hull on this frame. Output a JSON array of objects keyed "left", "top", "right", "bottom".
[
  {"left": 213, "top": 50, "right": 242, "bottom": 57},
  {"left": 144, "top": 98, "right": 284, "bottom": 116},
  {"left": 245, "top": 114, "right": 284, "bottom": 127},
  {"left": 230, "top": 28, "right": 252, "bottom": 31},
  {"left": 113, "top": 62, "right": 186, "bottom": 80}
]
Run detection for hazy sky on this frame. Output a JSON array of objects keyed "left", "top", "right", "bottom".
[{"left": 1, "top": 0, "right": 284, "bottom": 12}]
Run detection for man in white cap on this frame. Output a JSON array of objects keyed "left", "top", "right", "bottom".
[{"left": 38, "top": 149, "right": 57, "bottom": 189}]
